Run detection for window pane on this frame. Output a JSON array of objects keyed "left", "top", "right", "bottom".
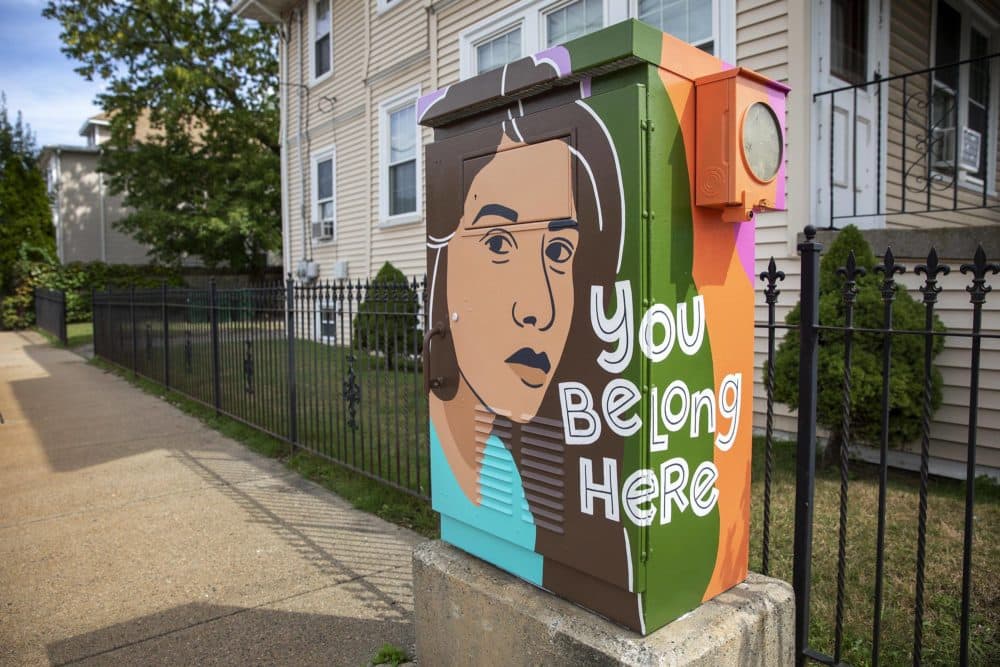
[
  {"left": 315, "top": 0, "right": 330, "bottom": 37},
  {"left": 969, "top": 29, "right": 990, "bottom": 105},
  {"left": 315, "top": 34, "right": 331, "bottom": 77},
  {"left": 477, "top": 28, "right": 522, "bottom": 74},
  {"left": 830, "top": 0, "right": 867, "bottom": 84},
  {"left": 390, "top": 104, "right": 416, "bottom": 163},
  {"left": 317, "top": 158, "right": 333, "bottom": 200},
  {"left": 638, "top": 0, "right": 714, "bottom": 54},
  {"left": 934, "top": 0, "right": 961, "bottom": 90},
  {"left": 547, "top": 0, "right": 604, "bottom": 47},
  {"left": 389, "top": 159, "right": 416, "bottom": 215},
  {"left": 320, "top": 201, "right": 334, "bottom": 220}
]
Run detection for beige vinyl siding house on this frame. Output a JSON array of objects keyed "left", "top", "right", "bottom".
[
  {"left": 236, "top": 0, "right": 999, "bottom": 478},
  {"left": 39, "top": 115, "right": 153, "bottom": 266}
]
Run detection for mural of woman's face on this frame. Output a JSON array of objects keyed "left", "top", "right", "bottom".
[{"left": 447, "top": 138, "right": 578, "bottom": 423}]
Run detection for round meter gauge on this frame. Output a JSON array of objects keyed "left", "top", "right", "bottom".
[{"left": 741, "top": 102, "right": 783, "bottom": 183}]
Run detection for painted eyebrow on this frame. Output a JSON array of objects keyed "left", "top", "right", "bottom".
[
  {"left": 472, "top": 203, "right": 519, "bottom": 225},
  {"left": 548, "top": 218, "right": 578, "bottom": 231}
]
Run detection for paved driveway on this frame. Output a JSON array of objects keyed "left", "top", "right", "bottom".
[{"left": 0, "top": 331, "right": 424, "bottom": 666}]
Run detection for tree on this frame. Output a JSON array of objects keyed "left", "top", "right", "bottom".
[
  {"left": 772, "top": 225, "right": 945, "bottom": 462},
  {"left": 0, "top": 94, "right": 55, "bottom": 295},
  {"left": 43, "top": 0, "right": 281, "bottom": 276}
]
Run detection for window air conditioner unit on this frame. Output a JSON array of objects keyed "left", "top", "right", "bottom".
[
  {"left": 932, "top": 126, "right": 982, "bottom": 173},
  {"left": 959, "top": 127, "right": 981, "bottom": 173}
]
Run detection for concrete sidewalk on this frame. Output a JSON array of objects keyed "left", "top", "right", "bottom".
[{"left": 0, "top": 331, "right": 425, "bottom": 666}]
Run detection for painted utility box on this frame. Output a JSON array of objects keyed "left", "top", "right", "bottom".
[{"left": 418, "top": 19, "right": 788, "bottom": 635}]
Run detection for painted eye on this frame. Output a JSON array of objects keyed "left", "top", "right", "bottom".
[
  {"left": 485, "top": 235, "right": 511, "bottom": 254},
  {"left": 545, "top": 239, "right": 574, "bottom": 264}
]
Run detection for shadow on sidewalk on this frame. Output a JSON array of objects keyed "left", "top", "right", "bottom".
[{"left": 46, "top": 602, "right": 412, "bottom": 666}]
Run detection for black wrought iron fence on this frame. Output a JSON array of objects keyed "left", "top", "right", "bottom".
[
  {"left": 757, "top": 226, "right": 998, "bottom": 667},
  {"left": 92, "top": 277, "right": 430, "bottom": 499},
  {"left": 35, "top": 287, "right": 67, "bottom": 345}
]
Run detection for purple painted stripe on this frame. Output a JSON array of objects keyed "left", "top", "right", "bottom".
[
  {"left": 530, "top": 45, "right": 572, "bottom": 78},
  {"left": 734, "top": 219, "right": 755, "bottom": 284},
  {"left": 417, "top": 86, "right": 449, "bottom": 122}
]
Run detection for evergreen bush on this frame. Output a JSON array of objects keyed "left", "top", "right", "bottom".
[
  {"left": 772, "top": 225, "right": 946, "bottom": 453},
  {"left": 352, "top": 262, "right": 421, "bottom": 366}
]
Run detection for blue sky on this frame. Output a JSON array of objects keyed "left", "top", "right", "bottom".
[{"left": 0, "top": 0, "right": 104, "bottom": 147}]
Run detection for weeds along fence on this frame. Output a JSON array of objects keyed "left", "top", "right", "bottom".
[
  {"left": 34, "top": 288, "right": 67, "bottom": 345},
  {"left": 92, "top": 278, "right": 430, "bottom": 499}
]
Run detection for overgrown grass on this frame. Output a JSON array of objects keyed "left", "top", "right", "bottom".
[
  {"left": 370, "top": 643, "right": 411, "bottom": 666},
  {"left": 89, "top": 356, "right": 439, "bottom": 538},
  {"left": 750, "top": 437, "right": 999, "bottom": 665}
]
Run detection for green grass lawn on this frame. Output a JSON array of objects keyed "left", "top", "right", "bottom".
[
  {"left": 750, "top": 438, "right": 999, "bottom": 665},
  {"left": 34, "top": 321, "right": 93, "bottom": 348},
  {"left": 66, "top": 321, "right": 93, "bottom": 347}
]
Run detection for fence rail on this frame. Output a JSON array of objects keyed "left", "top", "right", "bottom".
[
  {"left": 92, "top": 277, "right": 430, "bottom": 499},
  {"left": 35, "top": 288, "right": 67, "bottom": 345}
]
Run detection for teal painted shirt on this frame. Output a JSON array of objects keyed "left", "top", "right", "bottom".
[{"left": 430, "top": 419, "right": 543, "bottom": 585}]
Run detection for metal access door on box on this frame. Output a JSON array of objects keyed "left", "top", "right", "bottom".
[{"left": 419, "top": 20, "right": 788, "bottom": 635}]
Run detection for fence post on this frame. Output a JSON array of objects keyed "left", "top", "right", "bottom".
[
  {"left": 286, "top": 276, "right": 298, "bottom": 445},
  {"left": 793, "top": 224, "right": 822, "bottom": 666},
  {"left": 58, "top": 290, "right": 67, "bottom": 346},
  {"left": 129, "top": 285, "right": 137, "bottom": 376},
  {"left": 162, "top": 281, "right": 170, "bottom": 389},
  {"left": 209, "top": 278, "right": 221, "bottom": 415},
  {"left": 91, "top": 287, "right": 98, "bottom": 358}
]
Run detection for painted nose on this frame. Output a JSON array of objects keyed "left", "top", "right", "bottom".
[{"left": 512, "top": 255, "right": 556, "bottom": 331}]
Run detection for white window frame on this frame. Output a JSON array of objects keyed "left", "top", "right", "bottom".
[
  {"left": 929, "top": 0, "right": 999, "bottom": 196},
  {"left": 473, "top": 21, "right": 527, "bottom": 76},
  {"left": 316, "top": 302, "right": 339, "bottom": 342},
  {"left": 309, "top": 0, "right": 334, "bottom": 86},
  {"left": 458, "top": 0, "right": 734, "bottom": 80},
  {"left": 542, "top": 0, "right": 608, "bottom": 50},
  {"left": 312, "top": 145, "right": 337, "bottom": 243},
  {"left": 378, "top": 85, "right": 423, "bottom": 227},
  {"left": 376, "top": 0, "right": 405, "bottom": 15}
]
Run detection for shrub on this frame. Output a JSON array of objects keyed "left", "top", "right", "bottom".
[
  {"left": 0, "top": 241, "right": 184, "bottom": 328},
  {"left": 772, "top": 225, "right": 945, "bottom": 454},
  {"left": 353, "top": 262, "right": 421, "bottom": 367}
]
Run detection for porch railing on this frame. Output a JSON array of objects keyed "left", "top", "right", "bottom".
[{"left": 813, "top": 53, "right": 999, "bottom": 228}]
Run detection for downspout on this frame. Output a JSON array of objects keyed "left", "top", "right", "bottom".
[
  {"left": 54, "top": 149, "right": 64, "bottom": 263},
  {"left": 280, "top": 14, "right": 291, "bottom": 273},
  {"left": 427, "top": 1, "right": 438, "bottom": 93},
  {"left": 98, "top": 170, "right": 107, "bottom": 262},
  {"left": 364, "top": 0, "right": 373, "bottom": 275},
  {"left": 297, "top": 7, "right": 312, "bottom": 264}
]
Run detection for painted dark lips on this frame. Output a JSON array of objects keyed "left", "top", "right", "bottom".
[{"left": 505, "top": 348, "right": 551, "bottom": 373}]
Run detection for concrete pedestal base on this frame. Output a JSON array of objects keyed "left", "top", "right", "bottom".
[{"left": 413, "top": 541, "right": 794, "bottom": 666}]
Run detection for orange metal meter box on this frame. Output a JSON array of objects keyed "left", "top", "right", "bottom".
[
  {"left": 694, "top": 68, "right": 789, "bottom": 222},
  {"left": 418, "top": 20, "right": 788, "bottom": 635}
]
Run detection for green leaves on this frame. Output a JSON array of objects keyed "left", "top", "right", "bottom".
[
  {"left": 44, "top": 0, "right": 281, "bottom": 275},
  {"left": 0, "top": 96, "right": 55, "bottom": 297},
  {"left": 772, "top": 225, "right": 947, "bottom": 449}
]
